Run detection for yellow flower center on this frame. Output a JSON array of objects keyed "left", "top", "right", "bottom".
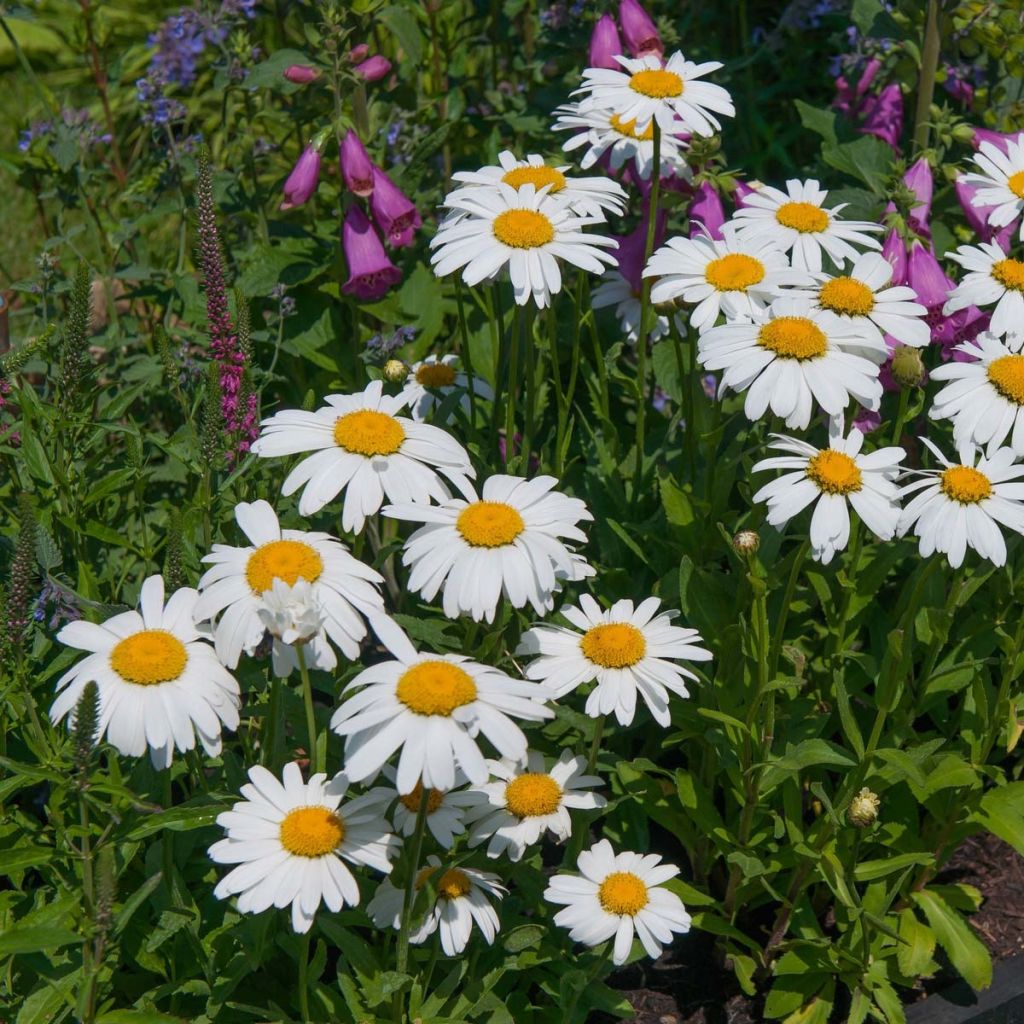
[
  {"left": 940, "top": 465, "right": 992, "bottom": 504},
  {"left": 598, "top": 871, "right": 649, "bottom": 916},
  {"left": 819, "top": 276, "right": 875, "bottom": 316},
  {"left": 245, "top": 539, "right": 323, "bottom": 594},
  {"left": 775, "top": 201, "right": 830, "bottom": 233},
  {"left": 991, "top": 258, "right": 1024, "bottom": 293},
  {"left": 109, "top": 630, "right": 188, "bottom": 685},
  {"left": 279, "top": 806, "right": 345, "bottom": 857},
  {"left": 987, "top": 354, "right": 1024, "bottom": 404},
  {"left": 758, "top": 316, "right": 828, "bottom": 360},
  {"left": 396, "top": 660, "right": 478, "bottom": 716},
  {"left": 399, "top": 781, "right": 446, "bottom": 814},
  {"left": 806, "top": 450, "right": 863, "bottom": 495},
  {"left": 415, "top": 363, "right": 458, "bottom": 388},
  {"left": 504, "top": 773, "right": 562, "bottom": 817},
  {"left": 629, "top": 68, "right": 684, "bottom": 98},
  {"left": 1008, "top": 170, "right": 1024, "bottom": 199},
  {"left": 333, "top": 409, "right": 406, "bottom": 456},
  {"left": 501, "top": 166, "right": 567, "bottom": 193},
  {"left": 609, "top": 113, "right": 654, "bottom": 141},
  {"left": 416, "top": 866, "right": 473, "bottom": 900},
  {"left": 456, "top": 500, "right": 525, "bottom": 547},
  {"left": 492, "top": 209, "right": 555, "bottom": 249},
  {"left": 580, "top": 622, "right": 647, "bottom": 668},
  {"left": 704, "top": 253, "right": 766, "bottom": 292}
]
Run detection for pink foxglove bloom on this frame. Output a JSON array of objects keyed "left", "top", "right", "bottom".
[
  {"left": 619, "top": 0, "right": 663, "bottom": 58},
  {"left": 905, "top": 242, "right": 989, "bottom": 350},
  {"left": 340, "top": 130, "right": 375, "bottom": 197},
  {"left": 283, "top": 64, "right": 319, "bottom": 84},
  {"left": 732, "top": 179, "right": 758, "bottom": 209},
  {"left": 859, "top": 83, "right": 903, "bottom": 149},
  {"left": 280, "top": 146, "right": 321, "bottom": 210},
  {"left": 369, "top": 166, "right": 421, "bottom": 248},
  {"left": 969, "top": 127, "right": 1024, "bottom": 153},
  {"left": 834, "top": 57, "right": 881, "bottom": 117},
  {"left": 943, "top": 67, "right": 973, "bottom": 106},
  {"left": 616, "top": 210, "right": 666, "bottom": 293},
  {"left": 341, "top": 205, "right": 401, "bottom": 301},
  {"left": 955, "top": 176, "right": 1016, "bottom": 249},
  {"left": 688, "top": 181, "right": 725, "bottom": 240},
  {"left": 588, "top": 14, "right": 623, "bottom": 70},
  {"left": 903, "top": 157, "right": 933, "bottom": 238},
  {"left": 347, "top": 43, "right": 370, "bottom": 63},
  {"left": 355, "top": 55, "right": 392, "bottom": 82},
  {"left": 881, "top": 230, "right": 908, "bottom": 285}
]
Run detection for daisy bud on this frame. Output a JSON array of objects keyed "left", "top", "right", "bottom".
[
  {"left": 283, "top": 64, "right": 319, "bottom": 84},
  {"left": 257, "top": 579, "right": 324, "bottom": 646},
  {"left": 848, "top": 787, "right": 880, "bottom": 828},
  {"left": 341, "top": 205, "right": 402, "bottom": 302},
  {"left": 732, "top": 530, "right": 760, "bottom": 556},
  {"left": 619, "top": 0, "right": 663, "bottom": 59},
  {"left": 369, "top": 166, "right": 422, "bottom": 248},
  {"left": 347, "top": 43, "right": 370, "bottom": 63},
  {"left": 355, "top": 55, "right": 392, "bottom": 82},
  {"left": 890, "top": 345, "right": 926, "bottom": 388},
  {"left": 859, "top": 83, "right": 903, "bottom": 150},
  {"left": 382, "top": 358, "right": 408, "bottom": 383},
  {"left": 280, "top": 145, "right": 322, "bottom": 210},
  {"left": 688, "top": 180, "right": 726, "bottom": 240},
  {"left": 340, "top": 130, "right": 375, "bottom": 197},
  {"left": 588, "top": 14, "right": 623, "bottom": 70}
]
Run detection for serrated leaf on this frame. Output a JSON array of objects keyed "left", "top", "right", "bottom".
[
  {"left": 897, "top": 909, "right": 935, "bottom": 977},
  {"left": 0, "top": 925, "right": 82, "bottom": 955},
  {"left": 911, "top": 890, "right": 992, "bottom": 991}
]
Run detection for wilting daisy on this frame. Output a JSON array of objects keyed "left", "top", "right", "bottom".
[
  {"left": 644, "top": 228, "right": 809, "bottom": 333},
  {"left": 545, "top": 839, "right": 691, "bottom": 965},
  {"left": 431, "top": 183, "right": 618, "bottom": 309},
  {"left": 209, "top": 763, "right": 398, "bottom": 934},
  {"left": 731, "top": 179, "right": 882, "bottom": 272},
  {"left": 574, "top": 52, "right": 735, "bottom": 138},
  {"left": 383, "top": 473, "right": 594, "bottom": 622},
  {"left": 591, "top": 270, "right": 673, "bottom": 344},
  {"left": 330, "top": 616, "right": 554, "bottom": 793},
  {"left": 795, "top": 251, "right": 929, "bottom": 352},
  {"left": 518, "top": 595, "right": 711, "bottom": 727},
  {"left": 251, "top": 380, "right": 475, "bottom": 531},
  {"left": 752, "top": 420, "right": 905, "bottom": 564},
  {"left": 255, "top": 578, "right": 325, "bottom": 676},
  {"left": 960, "top": 136, "right": 1024, "bottom": 241},
  {"left": 552, "top": 101, "right": 691, "bottom": 181},
  {"left": 50, "top": 575, "right": 240, "bottom": 769},
  {"left": 697, "top": 297, "right": 884, "bottom": 430},
  {"left": 447, "top": 151, "right": 627, "bottom": 220},
  {"left": 400, "top": 355, "right": 494, "bottom": 423},
  {"left": 463, "top": 749, "right": 606, "bottom": 862},
  {"left": 898, "top": 439, "right": 1024, "bottom": 567},
  {"left": 194, "top": 500, "right": 386, "bottom": 671},
  {"left": 368, "top": 856, "right": 505, "bottom": 955},
  {"left": 372, "top": 767, "right": 479, "bottom": 849},
  {"left": 943, "top": 241, "right": 1024, "bottom": 339},
  {"left": 930, "top": 333, "right": 1024, "bottom": 455}
]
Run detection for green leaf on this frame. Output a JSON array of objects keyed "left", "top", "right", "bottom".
[
  {"left": 0, "top": 846, "right": 55, "bottom": 876},
  {"left": 0, "top": 925, "right": 82, "bottom": 955},
  {"left": 822, "top": 136, "right": 894, "bottom": 194},
  {"left": 897, "top": 909, "right": 935, "bottom": 977},
  {"left": 794, "top": 100, "right": 838, "bottom": 145},
  {"left": 378, "top": 5, "right": 424, "bottom": 64},
  {"left": 911, "top": 890, "right": 992, "bottom": 990},
  {"left": 97, "top": 1013, "right": 188, "bottom": 1024},
  {"left": 125, "top": 803, "right": 222, "bottom": 840},
  {"left": 972, "top": 782, "right": 1024, "bottom": 856},
  {"left": 854, "top": 851, "right": 933, "bottom": 882}
]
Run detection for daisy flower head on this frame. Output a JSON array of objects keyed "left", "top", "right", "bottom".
[
  {"left": 250, "top": 380, "right": 475, "bottom": 531},
  {"left": 208, "top": 763, "right": 399, "bottom": 934},
  {"left": 960, "top": 135, "right": 1024, "bottom": 241},
  {"left": 591, "top": 270, "right": 674, "bottom": 344},
  {"left": 898, "top": 439, "right": 1024, "bottom": 567},
  {"left": 943, "top": 241, "right": 1024, "bottom": 339},
  {"left": 644, "top": 226, "right": 810, "bottom": 334},
  {"left": 463, "top": 749, "right": 606, "bottom": 862},
  {"left": 375, "top": 766, "right": 479, "bottom": 849},
  {"left": 752, "top": 418, "right": 906, "bottom": 565},
  {"left": 573, "top": 52, "right": 735, "bottom": 139},
  {"left": 194, "top": 500, "right": 386, "bottom": 671},
  {"left": 401, "top": 354, "right": 494, "bottom": 423},
  {"left": 930, "top": 332, "right": 1024, "bottom": 455},
  {"left": 545, "top": 839, "right": 691, "bottom": 965},
  {"left": 383, "top": 473, "right": 594, "bottom": 622},
  {"left": 517, "top": 595, "right": 711, "bottom": 727},
  {"left": 731, "top": 179, "right": 882, "bottom": 273},
  {"left": 367, "top": 855, "right": 506, "bottom": 956},
  {"left": 330, "top": 616, "right": 554, "bottom": 793},
  {"left": 697, "top": 297, "right": 884, "bottom": 430},
  {"left": 50, "top": 575, "right": 240, "bottom": 770}
]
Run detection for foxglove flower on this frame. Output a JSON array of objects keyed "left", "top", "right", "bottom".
[
  {"left": 881, "top": 230, "right": 908, "bottom": 284},
  {"left": 341, "top": 206, "right": 402, "bottom": 301},
  {"left": 589, "top": 14, "right": 623, "bottom": 70},
  {"left": 956, "top": 177, "right": 1015, "bottom": 250},
  {"left": 834, "top": 57, "right": 881, "bottom": 117},
  {"left": 369, "top": 167, "right": 421, "bottom": 247},
  {"left": 283, "top": 64, "right": 319, "bottom": 84},
  {"left": 688, "top": 181, "right": 726, "bottom": 240},
  {"left": 340, "top": 131, "right": 375, "bottom": 197},
  {"left": 355, "top": 55, "right": 391, "bottom": 82},
  {"left": 619, "top": 0, "right": 663, "bottom": 58},
  {"left": 280, "top": 146, "right": 322, "bottom": 210},
  {"left": 859, "top": 83, "right": 903, "bottom": 150}
]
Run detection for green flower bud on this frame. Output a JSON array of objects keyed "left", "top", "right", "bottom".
[{"left": 848, "top": 787, "right": 880, "bottom": 828}]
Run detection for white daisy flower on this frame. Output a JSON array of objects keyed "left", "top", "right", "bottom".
[
  {"left": 644, "top": 227, "right": 809, "bottom": 334},
  {"left": 256, "top": 578, "right": 323, "bottom": 648},
  {"left": 194, "top": 500, "right": 386, "bottom": 672},
  {"left": 430, "top": 183, "right": 617, "bottom": 309},
  {"left": 752, "top": 419, "right": 905, "bottom": 565},
  {"left": 208, "top": 762, "right": 398, "bottom": 934},
  {"left": 545, "top": 839, "right": 691, "bottom": 965},
  {"left": 960, "top": 136, "right": 1024, "bottom": 241},
  {"left": 251, "top": 380, "right": 475, "bottom": 532},
  {"left": 731, "top": 179, "right": 882, "bottom": 273},
  {"left": 401, "top": 354, "right": 494, "bottom": 423},
  {"left": 372, "top": 767, "right": 479, "bottom": 849},
  {"left": 367, "top": 855, "right": 506, "bottom": 956},
  {"left": 795, "top": 251, "right": 929, "bottom": 352},
  {"left": 942, "top": 241, "right": 1024, "bottom": 339},
  {"left": 330, "top": 616, "right": 554, "bottom": 792},
  {"left": 573, "top": 52, "right": 735, "bottom": 138},
  {"left": 447, "top": 150, "right": 627, "bottom": 220},
  {"left": 50, "top": 575, "right": 240, "bottom": 770},
  {"left": 591, "top": 270, "right": 673, "bottom": 344},
  {"left": 898, "top": 439, "right": 1024, "bottom": 567},
  {"left": 517, "top": 595, "right": 711, "bottom": 727},
  {"left": 382, "top": 473, "right": 594, "bottom": 623},
  {"left": 930, "top": 332, "right": 1024, "bottom": 455},
  {"left": 552, "top": 101, "right": 691, "bottom": 181},
  {"left": 697, "top": 297, "right": 884, "bottom": 430},
  {"left": 462, "top": 749, "right": 606, "bottom": 862}
]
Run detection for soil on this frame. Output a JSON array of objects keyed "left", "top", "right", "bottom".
[{"left": 606, "top": 834, "right": 1024, "bottom": 1024}]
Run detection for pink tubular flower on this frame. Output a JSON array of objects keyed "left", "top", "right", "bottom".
[
  {"left": 732, "top": 179, "right": 758, "bottom": 209},
  {"left": 859, "top": 83, "right": 903, "bottom": 149},
  {"left": 955, "top": 175, "right": 1015, "bottom": 249},
  {"left": 903, "top": 157, "right": 933, "bottom": 238},
  {"left": 907, "top": 242, "right": 953, "bottom": 312},
  {"left": 283, "top": 64, "right": 319, "bottom": 84},
  {"left": 347, "top": 43, "right": 370, "bottom": 63},
  {"left": 969, "top": 127, "right": 1024, "bottom": 153},
  {"left": 341, "top": 205, "right": 401, "bottom": 301},
  {"left": 280, "top": 146, "right": 321, "bottom": 210},
  {"left": 688, "top": 181, "right": 725, "bottom": 240},
  {"left": 355, "top": 56, "right": 392, "bottom": 82},
  {"left": 340, "top": 131, "right": 375, "bottom": 197},
  {"left": 369, "top": 166, "right": 421, "bottom": 248},
  {"left": 619, "top": 0, "right": 662, "bottom": 58},
  {"left": 942, "top": 67, "right": 973, "bottom": 106},
  {"left": 615, "top": 210, "right": 666, "bottom": 293},
  {"left": 881, "top": 230, "right": 908, "bottom": 285},
  {"left": 589, "top": 14, "right": 623, "bottom": 70},
  {"left": 835, "top": 57, "right": 882, "bottom": 117}
]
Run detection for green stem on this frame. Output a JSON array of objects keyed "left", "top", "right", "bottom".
[
  {"left": 454, "top": 279, "right": 478, "bottom": 433},
  {"left": 394, "top": 786, "right": 431, "bottom": 1023},
  {"left": 889, "top": 387, "right": 912, "bottom": 447},
  {"left": 913, "top": 0, "right": 941, "bottom": 152},
  {"left": 162, "top": 769, "right": 176, "bottom": 903},
  {"left": 296, "top": 646, "right": 322, "bottom": 774},
  {"left": 768, "top": 539, "right": 810, "bottom": 681},
  {"left": 505, "top": 304, "right": 522, "bottom": 470},
  {"left": 298, "top": 931, "right": 312, "bottom": 1021},
  {"left": 79, "top": 791, "right": 97, "bottom": 1024}
]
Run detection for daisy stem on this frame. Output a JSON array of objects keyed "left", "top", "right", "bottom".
[
  {"left": 521, "top": 303, "right": 537, "bottom": 475},
  {"left": 505, "top": 305, "right": 522, "bottom": 472},
  {"left": 298, "top": 931, "right": 312, "bottom": 1021},
  {"left": 564, "top": 942, "right": 611, "bottom": 1023},
  {"left": 586, "top": 715, "right": 606, "bottom": 776},
  {"left": 162, "top": 769, "right": 176, "bottom": 904},
  {"left": 489, "top": 283, "right": 507, "bottom": 463},
  {"left": 454, "top": 279, "right": 478, "bottom": 433},
  {"left": 564, "top": 716, "right": 606, "bottom": 867},
  {"left": 828, "top": 518, "right": 863, "bottom": 670},
  {"left": 889, "top": 387, "right": 911, "bottom": 446},
  {"left": 296, "top": 645, "right": 323, "bottom": 775},
  {"left": 394, "top": 786, "right": 431, "bottom": 1021},
  {"left": 767, "top": 539, "right": 810, "bottom": 682},
  {"left": 265, "top": 674, "right": 284, "bottom": 770}
]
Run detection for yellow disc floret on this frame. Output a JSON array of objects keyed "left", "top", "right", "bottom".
[
  {"left": 110, "top": 630, "right": 188, "bottom": 685},
  {"left": 598, "top": 871, "right": 649, "bottom": 916},
  {"left": 991, "top": 258, "right": 1024, "bottom": 293},
  {"left": 416, "top": 866, "right": 473, "bottom": 900},
  {"left": 245, "top": 539, "right": 324, "bottom": 594},
  {"left": 819, "top": 276, "right": 875, "bottom": 316},
  {"left": 757, "top": 316, "right": 828, "bottom": 359},
  {"left": 580, "top": 622, "right": 647, "bottom": 668},
  {"left": 456, "top": 501, "right": 526, "bottom": 547},
  {"left": 987, "top": 354, "right": 1024, "bottom": 404},
  {"left": 504, "top": 773, "right": 562, "bottom": 818},
  {"left": 806, "top": 450, "right": 863, "bottom": 495},
  {"left": 704, "top": 253, "right": 766, "bottom": 292},
  {"left": 493, "top": 209, "right": 555, "bottom": 249},
  {"left": 279, "top": 806, "right": 345, "bottom": 857},
  {"left": 609, "top": 113, "right": 654, "bottom": 141},
  {"left": 399, "top": 781, "right": 446, "bottom": 814},
  {"left": 1008, "top": 170, "right": 1024, "bottom": 200},
  {"left": 333, "top": 409, "right": 406, "bottom": 456},
  {"left": 629, "top": 69, "right": 684, "bottom": 98},
  {"left": 396, "top": 660, "right": 478, "bottom": 716},
  {"left": 502, "top": 166, "right": 567, "bottom": 193},
  {"left": 415, "top": 363, "right": 458, "bottom": 388},
  {"left": 940, "top": 465, "right": 992, "bottom": 504},
  {"left": 775, "top": 201, "right": 830, "bottom": 233}
]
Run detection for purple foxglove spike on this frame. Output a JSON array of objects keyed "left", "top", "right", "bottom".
[
  {"left": 589, "top": 14, "right": 623, "bottom": 70},
  {"left": 342, "top": 206, "right": 402, "bottom": 301},
  {"left": 688, "top": 181, "right": 726, "bottom": 240},
  {"left": 340, "top": 130, "right": 375, "bottom": 197},
  {"left": 903, "top": 156, "right": 933, "bottom": 238},
  {"left": 906, "top": 242, "right": 953, "bottom": 312},
  {"left": 859, "top": 83, "right": 903, "bottom": 150},
  {"left": 619, "top": 0, "right": 663, "bottom": 58},
  {"left": 369, "top": 166, "right": 421, "bottom": 248},
  {"left": 280, "top": 145, "right": 321, "bottom": 210}
]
